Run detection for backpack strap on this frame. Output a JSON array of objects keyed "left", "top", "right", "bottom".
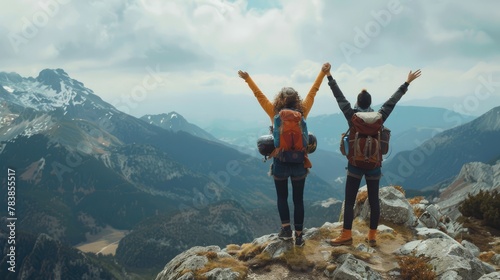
[
  {"left": 269, "top": 147, "right": 280, "bottom": 159},
  {"left": 343, "top": 126, "right": 350, "bottom": 137},
  {"left": 353, "top": 131, "right": 361, "bottom": 160}
]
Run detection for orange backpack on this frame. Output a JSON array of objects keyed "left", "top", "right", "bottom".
[{"left": 271, "top": 109, "right": 308, "bottom": 163}]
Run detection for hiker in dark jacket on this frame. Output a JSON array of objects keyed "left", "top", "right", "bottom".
[{"left": 324, "top": 63, "right": 421, "bottom": 247}]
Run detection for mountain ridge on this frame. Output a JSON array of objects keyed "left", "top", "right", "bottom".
[
  {"left": 3, "top": 68, "right": 498, "bottom": 278},
  {"left": 382, "top": 106, "right": 500, "bottom": 190},
  {"left": 140, "top": 111, "right": 219, "bottom": 141},
  {"left": 437, "top": 160, "right": 500, "bottom": 220},
  {"left": 0, "top": 68, "right": 335, "bottom": 277}
]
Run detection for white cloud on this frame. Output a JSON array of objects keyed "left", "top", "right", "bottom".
[{"left": 0, "top": 0, "right": 499, "bottom": 125}]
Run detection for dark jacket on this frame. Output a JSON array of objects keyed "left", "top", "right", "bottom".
[{"left": 327, "top": 75, "right": 409, "bottom": 126}]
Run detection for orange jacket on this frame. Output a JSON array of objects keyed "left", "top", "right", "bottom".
[
  {"left": 242, "top": 71, "right": 326, "bottom": 123},
  {"left": 242, "top": 71, "right": 326, "bottom": 168}
]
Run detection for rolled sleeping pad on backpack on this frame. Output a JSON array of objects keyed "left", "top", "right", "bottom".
[
  {"left": 257, "top": 133, "right": 317, "bottom": 156},
  {"left": 307, "top": 132, "right": 317, "bottom": 154},
  {"left": 257, "top": 134, "right": 275, "bottom": 156}
]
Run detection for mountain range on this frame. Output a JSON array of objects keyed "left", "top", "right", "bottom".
[
  {"left": 204, "top": 105, "right": 474, "bottom": 156},
  {"left": 201, "top": 105, "right": 475, "bottom": 188},
  {"left": 381, "top": 106, "right": 500, "bottom": 190},
  {"left": 140, "top": 112, "right": 222, "bottom": 144},
  {"left": 0, "top": 69, "right": 335, "bottom": 277},
  {"left": 1, "top": 68, "right": 499, "bottom": 278}
]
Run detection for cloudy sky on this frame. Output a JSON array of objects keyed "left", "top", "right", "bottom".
[{"left": 1, "top": 0, "right": 499, "bottom": 128}]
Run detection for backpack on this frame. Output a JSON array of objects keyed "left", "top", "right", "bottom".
[
  {"left": 271, "top": 109, "right": 308, "bottom": 163},
  {"left": 257, "top": 131, "right": 317, "bottom": 159},
  {"left": 339, "top": 112, "right": 390, "bottom": 169}
]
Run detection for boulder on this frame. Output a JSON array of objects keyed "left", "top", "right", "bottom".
[
  {"left": 203, "top": 268, "right": 240, "bottom": 280},
  {"left": 417, "top": 204, "right": 441, "bottom": 228},
  {"left": 491, "top": 254, "right": 500, "bottom": 265},
  {"left": 397, "top": 238, "right": 487, "bottom": 280},
  {"left": 418, "top": 211, "right": 439, "bottom": 228},
  {"left": 478, "top": 272, "right": 500, "bottom": 280},
  {"left": 330, "top": 254, "right": 383, "bottom": 280},
  {"left": 155, "top": 246, "right": 220, "bottom": 280},
  {"left": 358, "top": 186, "right": 417, "bottom": 226},
  {"left": 261, "top": 238, "right": 294, "bottom": 259},
  {"left": 461, "top": 240, "right": 480, "bottom": 257},
  {"left": 415, "top": 227, "right": 455, "bottom": 241}
]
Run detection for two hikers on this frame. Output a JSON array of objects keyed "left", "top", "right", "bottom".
[
  {"left": 238, "top": 62, "right": 331, "bottom": 246},
  {"left": 239, "top": 63, "right": 422, "bottom": 247}
]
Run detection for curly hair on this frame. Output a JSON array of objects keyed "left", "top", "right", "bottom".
[{"left": 272, "top": 87, "right": 304, "bottom": 115}]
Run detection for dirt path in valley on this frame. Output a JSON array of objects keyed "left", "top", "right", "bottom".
[{"left": 75, "top": 226, "right": 127, "bottom": 255}]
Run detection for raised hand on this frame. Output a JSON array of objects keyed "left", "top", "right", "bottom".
[
  {"left": 238, "top": 70, "right": 249, "bottom": 79},
  {"left": 406, "top": 69, "right": 422, "bottom": 84},
  {"left": 322, "top": 62, "right": 331, "bottom": 75}
]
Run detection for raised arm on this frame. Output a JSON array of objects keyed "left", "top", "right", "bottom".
[
  {"left": 238, "top": 70, "right": 274, "bottom": 122},
  {"left": 301, "top": 63, "right": 329, "bottom": 118},
  {"left": 379, "top": 69, "right": 422, "bottom": 121},
  {"left": 324, "top": 63, "right": 355, "bottom": 121}
]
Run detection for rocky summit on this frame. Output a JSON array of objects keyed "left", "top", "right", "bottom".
[{"left": 155, "top": 186, "right": 500, "bottom": 280}]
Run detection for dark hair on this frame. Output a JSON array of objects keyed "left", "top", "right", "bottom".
[
  {"left": 357, "top": 89, "right": 372, "bottom": 109},
  {"left": 273, "top": 87, "right": 303, "bottom": 114}
]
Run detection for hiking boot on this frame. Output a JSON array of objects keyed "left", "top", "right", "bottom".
[
  {"left": 278, "top": 226, "right": 293, "bottom": 240},
  {"left": 295, "top": 232, "right": 305, "bottom": 247},
  {"left": 329, "top": 229, "right": 352, "bottom": 246},
  {"left": 365, "top": 229, "right": 377, "bottom": 247}
]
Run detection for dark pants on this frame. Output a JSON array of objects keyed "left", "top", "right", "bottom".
[
  {"left": 274, "top": 178, "right": 305, "bottom": 231},
  {"left": 343, "top": 164, "right": 381, "bottom": 230},
  {"left": 272, "top": 158, "right": 307, "bottom": 231}
]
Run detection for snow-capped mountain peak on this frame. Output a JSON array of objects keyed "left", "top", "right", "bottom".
[
  {"left": 36, "top": 68, "right": 91, "bottom": 95},
  {"left": 0, "top": 69, "right": 108, "bottom": 114},
  {"left": 0, "top": 68, "right": 123, "bottom": 144}
]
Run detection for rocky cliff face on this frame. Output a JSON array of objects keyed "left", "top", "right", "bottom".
[
  {"left": 437, "top": 160, "right": 500, "bottom": 220},
  {"left": 155, "top": 186, "right": 500, "bottom": 280}
]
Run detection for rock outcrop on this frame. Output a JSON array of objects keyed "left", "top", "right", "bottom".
[
  {"left": 156, "top": 186, "right": 500, "bottom": 280},
  {"left": 437, "top": 160, "right": 500, "bottom": 220}
]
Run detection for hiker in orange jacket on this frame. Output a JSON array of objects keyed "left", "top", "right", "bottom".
[
  {"left": 238, "top": 63, "right": 330, "bottom": 246},
  {"left": 324, "top": 63, "right": 421, "bottom": 247}
]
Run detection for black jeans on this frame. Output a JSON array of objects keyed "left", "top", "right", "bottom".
[
  {"left": 343, "top": 174, "right": 380, "bottom": 230},
  {"left": 274, "top": 177, "right": 305, "bottom": 231}
]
